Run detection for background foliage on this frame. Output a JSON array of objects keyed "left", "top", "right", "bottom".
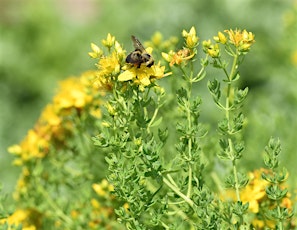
[{"left": 1, "top": 0, "right": 296, "bottom": 215}]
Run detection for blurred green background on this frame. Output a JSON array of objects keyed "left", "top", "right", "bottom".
[{"left": 1, "top": 0, "right": 296, "bottom": 195}]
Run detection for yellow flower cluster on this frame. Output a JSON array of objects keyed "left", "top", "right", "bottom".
[
  {"left": 8, "top": 71, "right": 106, "bottom": 166},
  {"left": 92, "top": 179, "right": 114, "bottom": 198},
  {"left": 202, "top": 39, "right": 220, "bottom": 58},
  {"left": 182, "top": 26, "right": 199, "bottom": 48},
  {"left": 214, "top": 29, "right": 255, "bottom": 52},
  {"left": 118, "top": 63, "right": 166, "bottom": 89},
  {"left": 87, "top": 179, "right": 122, "bottom": 229},
  {"left": 162, "top": 48, "right": 195, "bottom": 66},
  {"left": 144, "top": 31, "right": 178, "bottom": 51},
  {"left": 222, "top": 168, "right": 294, "bottom": 229},
  {"left": 89, "top": 33, "right": 169, "bottom": 89},
  {"left": 0, "top": 208, "right": 41, "bottom": 230},
  {"left": 202, "top": 29, "right": 255, "bottom": 58},
  {"left": 162, "top": 27, "right": 198, "bottom": 66}
]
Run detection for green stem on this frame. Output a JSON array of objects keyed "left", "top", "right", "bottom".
[
  {"left": 37, "top": 178, "right": 73, "bottom": 225},
  {"left": 229, "top": 52, "right": 239, "bottom": 81},
  {"left": 186, "top": 67, "right": 193, "bottom": 198},
  {"left": 226, "top": 53, "right": 241, "bottom": 201},
  {"left": 277, "top": 202, "right": 284, "bottom": 230},
  {"left": 147, "top": 105, "right": 160, "bottom": 133},
  {"left": 163, "top": 177, "right": 194, "bottom": 208},
  {"left": 232, "top": 159, "right": 241, "bottom": 201},
  {"left": 146, "top": 178, "right": 192, "bottom": 224},
  {"left": 167, "top": 174, "right": 179, "bottom": 188}
]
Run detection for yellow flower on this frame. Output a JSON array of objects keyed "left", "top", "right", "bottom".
[
  {"left": 13, "top": 129, "right": 49, "bottom": 163},
  {"left": 9, "top": 71, "right": 105, "bottom": 165},
  {"left": 221, "top": 168, "right": 295, "bottom": 229},
  {"left": 7, "top": 144, "right": 22, "bottom": 155},
  {"left": 224, "top": 29, "right": 255, "bottom": 52},
  {"left": 70, "top": 210, "right": 79, "bottom": 219},
  {"left": 92, "top": 183, "right": 106, "bottom": 197},
  {"left": 88, "top": 43, "right": 103, "bottom": 58},
  {"left": 162, "top": 48, "right": 195, "bottom": 66},
  {"left": 40, "top": 105, "right": 61, "bottom": 126},
  {"left": 145, "top": 32, "right": 178, "bottom": 51},
  {"left": 182, "top": 26, "right": 199, "bottom": 48},
  {"left": 114, "top": 41, "right": 126, "bottom": 61},
  {"left": 214, "top": 31, "right": 227, "bottom": 44},
  {"left": 0, "top": 209, "right": 40, "bottom": 230},
  {"left": 92, "top": 179, "right": 114, "bottom": 197},
  {"left": 102, "top": 33, "right": 115, "bottom": 48},
  {"left": 91, "top": 198, "right": 101, "bottom": 209},
  {"left": 98, "top": 52, "right": 121, "bottom": 76},
  {"left": 292, "top": 50, "right": 297, "bottom": 66},
  {"left": 151, "top": 31, "right": 163, "bottom": 46},
  {"left": 203, "top": 40, "right": 220, "bottom": 58},
  {"left": 53, "top": 77, "right": 93, "bottom": 110},
  {"left": 118, "top": 62, "right": 167, "bottom": 87}
]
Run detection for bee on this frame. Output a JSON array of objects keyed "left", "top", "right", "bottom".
[{"left": 126, "top": 35, "right": 154, "bottom": 68}]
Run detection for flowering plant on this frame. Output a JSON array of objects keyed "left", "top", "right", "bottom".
[{"left": 2, "top": 27, "right": 295, "bottom": 229}]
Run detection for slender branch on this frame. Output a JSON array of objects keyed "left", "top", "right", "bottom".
[
  {"left": 163, "top": 176, "right": 194, "bottom": 208},
  {"left": 226, "top": 53, "right": 241, "bottom": 201}
]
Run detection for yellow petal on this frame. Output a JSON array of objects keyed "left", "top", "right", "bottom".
[
  {"left": 118, "top": 70, "right": 135, "bottom": 81},
  {"left": 140, "top": 77, "right": 151, "bottom": 86}
]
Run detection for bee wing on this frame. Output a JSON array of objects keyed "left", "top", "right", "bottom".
[{"left": 131, "top": 35, "right": 146, "bottom": 52}]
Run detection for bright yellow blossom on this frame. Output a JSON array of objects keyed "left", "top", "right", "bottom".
[
  {"left": 0, "top": 209, "right": 41, "bottom": 230},
  {"left": 145, "top": 32, "right": 178, "bottom": 51},
  {"left": 118, "top": 62, "right": 167, "bottom": 87},
  {"left": 91, "top": 198, "right": 101, "bottom": 209},
  {"left": 151, "top": 31, "right": 163, "bottom": 46},
  {"left": 162, "top": 48, "right": 195, "bottom": 66},
  {"left": 9, "top": 71, "right": 106, "bottom": 165},
  {"left": 222, "top": 168, "right": 294, "bottom": 229},
  {"left": 224, "top": 29, "right": 255, "bottom": 52},
  {"left": 114, "top": 41, "right": 126, "bottom": 61},
  {"left": 53, "top": 77, "right": 93, "bottom": 110},
  {"left": 98, "top": 52, "right": 121, "bottom": 76},
  {"left": 102, "top": 33, "right": 115, "bottom": 48},
  {"left": 92, "top": 179, "right": 114, "bottom": 197},
  {"left": 88, "top": 43, "right": 103, "bottom": 58},
  {"left": 182, "top": 26, "right": 199, "bottom": 48},
  {"left": 214, "top": 31, "right": 227, "bottom": 44},
  {"left": 203, "top": 40, "right": 220, "bottom": 58}
]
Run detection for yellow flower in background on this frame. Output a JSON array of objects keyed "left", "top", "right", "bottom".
[
  {"left": 291, "top": 50, "right": 297, "bottom": 66},
  {"left": 0, "top": 209, "right": 41, "bottom": 230},
  {"left": 151, "top": 31, "right": 163, "bottom": 47},
  {"left": 145, "top": 31, "right": 179, "bottom": 51},
  {"left": 91, "top": 198, "right": 101, "bottom": 209},
  {"left": 222, "top": 168, "right": 294, "bottom": 229},
  {"left": 53, "top": 77, "right": 93, "bottom": 110},
  {"left": 40, "top": 105, "right": 61, "bottom": 126},
  {"left": 240, "top": 170, "right": 269, "bottom": 213},
  {"left": 9, "top": 129, "right": 49, "bottom": 164},
  {"left": 92, "top": 179, "right": 114, "bottom": 197},
  {"left": 8, "top": 71, "right": 106, "bottom": 165}
]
